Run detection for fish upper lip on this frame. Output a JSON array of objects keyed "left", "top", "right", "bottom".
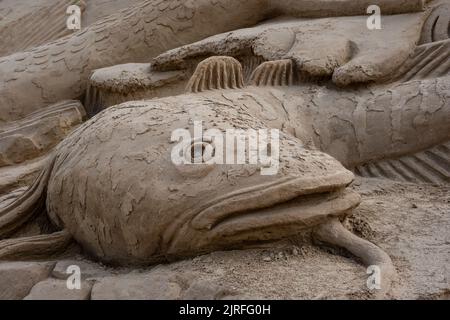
[{"left": 191, "top": 170, "right": 356, "bottom": 230}]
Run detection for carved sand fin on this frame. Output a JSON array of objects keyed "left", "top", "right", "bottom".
[
  {"left": 0, "top": 188, "right": 28, "bottom": 210},
  {"left": 0, "top": 230, "right": 72, "bottom": 261},
  {"left": 250, "top": 60, "right": 295, "bottom": 87},
  {"left": 313, "top": 218, "right": 395, "bottom": 295},
  {"left": 0, "top": 155, "right": 56, "bottom": 239},
  {"left": 419, "top": 3, "right": 450, "bottom": 45},
  {"left": 84, "top": 83, "right": 106, "bottom": 117},
  {"left": 394, "top": 39, "right": 450, "bottom": 82},
  {"left": 0, "top": 100, "right": 85, "bottom": 167},
  {"left": 186, "top": 56, "right": 244, "bottom": 93},
  {"left": 241, "top": 56, "right": 266, "bottom": 84},
  {"left": 0, "top": 156, "right": 50, "bottom": 196},
  {"left": 0, "top": 100, "right": 85, "bottom": 134},
  {"left": 354, "top": 141, "right": 450, "bottom": 185},
  {"left": 0, "top": 0, "right": 86, "bottom": 57}
]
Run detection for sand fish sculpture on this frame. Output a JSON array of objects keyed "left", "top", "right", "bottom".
[
  {"left": 1, "top": 52, "right": 449, "bottom": 292},
  {"left": 0, "top": 0, "right": 448, "bottom": 296}
]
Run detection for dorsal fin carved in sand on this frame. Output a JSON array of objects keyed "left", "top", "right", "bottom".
[
  {"left": 186, "top": 56, "right": 244, "bottom": 93},
  {"left": 250, "top": 59, "right": 295, "bottom": 87}
]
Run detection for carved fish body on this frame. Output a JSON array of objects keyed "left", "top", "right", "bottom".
[
  {"left": 45, "top": 93, "right": 358, "bottom": 265},
  {"left": 23, "top": 69, "right": 450, "bottom": 265}
]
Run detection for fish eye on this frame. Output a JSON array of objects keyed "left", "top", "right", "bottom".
[
  {"left": 266, "top": 143, "right": 272, "bottom": 157},
  {"left": 185, "top": 139, "right": 215, "bottom": 164},
  {"left": 190, "top": 142, "right": 205, "bottom": 161},
  {"left": 176, "top": 138, "right": 215, "bottom": 178}
]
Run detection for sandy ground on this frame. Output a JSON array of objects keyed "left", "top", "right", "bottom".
[{"left": 351, "top": 177, "right": 450, "bottom": 299}]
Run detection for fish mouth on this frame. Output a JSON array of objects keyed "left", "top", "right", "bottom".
[{"left": 191, "top": 170, "right": 360, "bottom": 235}]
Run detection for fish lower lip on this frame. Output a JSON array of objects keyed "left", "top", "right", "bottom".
[
  {"left": 191, "top": 171, "right": 355, "bottom": 230},
  {"left": 208, "top": 189, "right": 361, "bottom": 236}
]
